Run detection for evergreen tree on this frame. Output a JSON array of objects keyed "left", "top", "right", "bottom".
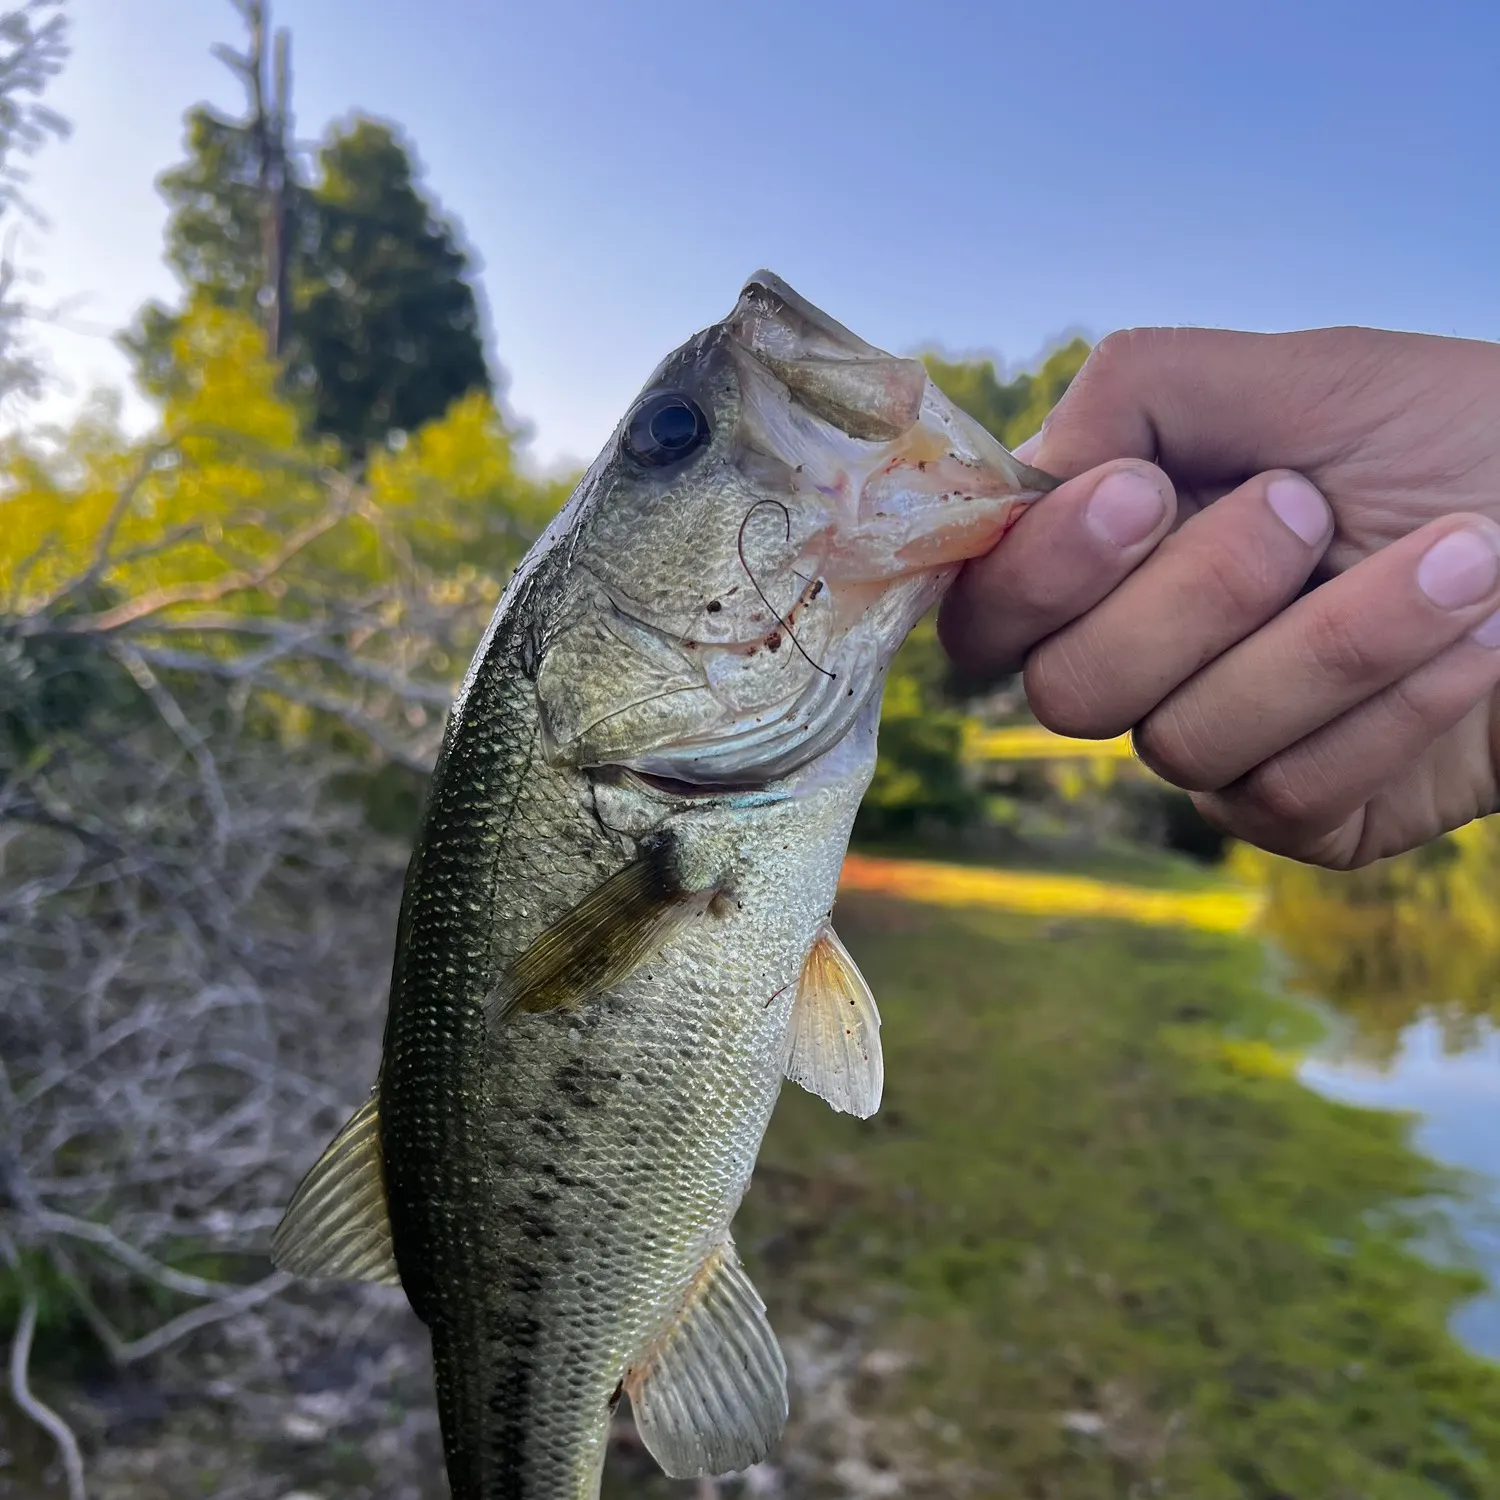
[
  {"left": 297, "top": 119, "right": 492, "bottom": 454},
  {"left": 124, "top": 102, "right": 316, "bottom": 399},
  {"left": 124, "top": 5, "right": 492, "bottom": 457}
]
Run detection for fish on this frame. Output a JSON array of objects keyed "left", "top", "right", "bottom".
[{"left": 270, "top": 271, "right": 1058, "bottom": 1499}]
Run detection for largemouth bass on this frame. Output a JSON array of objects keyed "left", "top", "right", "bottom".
[{"left": 271, "top": 273, "right": 1056, "bottom": 1499}]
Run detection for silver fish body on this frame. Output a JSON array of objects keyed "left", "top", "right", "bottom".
[{"left": 272, "top": 273, "right": 1055, "bottom": 1499}]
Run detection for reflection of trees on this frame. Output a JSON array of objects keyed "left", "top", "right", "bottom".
[{"left": 1234, "top": 829, "right": 1500, "bottom": 1062}]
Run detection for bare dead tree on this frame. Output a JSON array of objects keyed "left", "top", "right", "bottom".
[
  {"left": 0, "top": 444, "right": 502, "bottom": 1498},
  {"left": 213, "top": 0, "right": 292, "bottom": 361}
]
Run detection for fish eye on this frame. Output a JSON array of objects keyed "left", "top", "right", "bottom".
[{"left": 622, "top": 392, "right": 711, "bottom": 469}]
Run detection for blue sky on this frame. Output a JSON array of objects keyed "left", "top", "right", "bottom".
[{"left": 26, "top": 0, "right": 1500, "bottom": 470}]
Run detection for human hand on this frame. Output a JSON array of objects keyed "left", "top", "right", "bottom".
[{"left": 938, "top": 326, "right": 1500, "bottom": 868}]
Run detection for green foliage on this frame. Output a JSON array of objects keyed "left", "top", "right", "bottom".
[
  {"left": 125, "top": 106, "right": 492, "bottom": 457},
  {"left": 925, "top": 335, "right": 1091, "bottom": 450},
  {"left": 298, "top": 119, "right": 492, "bottom": 453},
  {"left": 1, "top": 300, "right": 557, "bottom": 783},
  {"left": 857, "top": 617, "right": 983, "bottom": 840},
  {"left": 0, "top": 0, "right": 70, "bottom": 404},
  {"left": 724, "top": 895, "right": 1500, "bottom": 1500}
]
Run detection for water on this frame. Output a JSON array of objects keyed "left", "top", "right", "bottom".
[{"left": 1300, "top": 1018, "right": 1500, "bottom": 1360}]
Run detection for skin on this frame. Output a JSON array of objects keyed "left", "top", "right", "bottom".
[{"left": 938, "top": 326, "right": 1500, "bottom": 869}]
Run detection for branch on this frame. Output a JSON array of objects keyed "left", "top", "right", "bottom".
[
  {"left": 32, "top": 1209, "right": 253, "bottom": 1301},
  {"left": 61, "top": 502, "right": 350, "bottom": 635},
  {"left": 4, "top": 1252, "right": 87, "bottom": 1500}
]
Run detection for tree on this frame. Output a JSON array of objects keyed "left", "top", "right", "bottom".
[
  {"left": 924, "top": 336, "right": 1091, "bottom": 451},
  {"left": 0, "top": 298, "right": 562, "bottom": 1496},
  {"left": 123, "top": 3, "right": 492, "bottom": 457},
  {"left": 0, "top": 0, "right": 71, "bottom": 407},
  {"left": 296, "top": 118, "right": 493, "bottom": 454}
]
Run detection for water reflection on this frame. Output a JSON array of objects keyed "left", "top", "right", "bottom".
[
  {"left": 1235, "top": 827, "right": 1500, "bottom": 1063},
  {"left": 1301, "top": 1019, "right": 1500, "bottom": 1359},
  {"left": 1240, "top": 831, "right": 1500, "bottom": 1359}
]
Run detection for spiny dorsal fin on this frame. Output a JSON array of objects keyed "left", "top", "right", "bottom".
[
  {"left": 784, "top": 923, "right": 883, "bottom": 1119},
  {"left": 625, "top": 1241, "right": 788, "bottom": 1479},
  {"left": 270, "top": 1094, "right": 400, "bottom": 1286},
  {"left": 484, "top": 845, "right": 717, "bottom": 1033}
]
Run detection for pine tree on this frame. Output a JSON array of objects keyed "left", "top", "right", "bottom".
[
  {"left": 296, "top": 119, "right": 492, "bottom": 453},
  {"left": 124, "top": 2, "right": 491, "bottom": 458}
]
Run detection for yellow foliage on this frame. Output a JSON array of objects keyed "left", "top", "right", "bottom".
[
  {"left": 0, "top": 298, "right": 564, "bottom": 626},
  {"left": 0, "top": 301, "right": 331, "bottom": 616},
  {"left": 839, "top": 852, "right": 1262, "bottom": 935},
  {"left": 966, "top": 724, "right": 1141, "bottom": 764},
  {"left": 365, "top": 390, "right": 564, "bottom": 572},
  {"left": 1231, "top": 827, "right": 1500, "bottom": 1059}
]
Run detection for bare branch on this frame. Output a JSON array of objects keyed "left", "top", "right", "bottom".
[
  {"left": 8, "top": 1288, "right": 87, "bottom": 1500},
  {"left": 63, "top": 501, "right": 350, "bottom": 635}
]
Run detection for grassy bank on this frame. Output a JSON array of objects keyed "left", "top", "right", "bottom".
[{"left": 616, "top": 893, "right": 1500, "bottom": 1498}]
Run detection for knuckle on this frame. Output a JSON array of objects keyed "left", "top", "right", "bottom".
[
  {"left": 1132, "top": 693, "right": 1230, "bottom": 791},
  {"left": 1025, "top": 642, "right": 1131, "bottom": 739},
  {"left": 1088, "top": 327, "right": 1166, "bottom": 386},
  {"left": 1243, "top": 758, "right": 1322, "bottom": 827},
  {"left": 1178, "top": 529, "right": 1284, "bottom": 627},
  {"left": 1298, "top": 603, "right": 1386, "bottom": 688}
]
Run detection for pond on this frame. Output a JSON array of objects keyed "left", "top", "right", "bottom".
[
  {"left": 1301, "top": 1018, "right": 1500, "bottom": 1361},
  {"left": 1244, "top": 830, "right": 1500, "bottom": 1366}
]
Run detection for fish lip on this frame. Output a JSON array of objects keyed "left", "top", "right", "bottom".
[{"left": 729, "top": 270, "right": 883, "bottom": 361}]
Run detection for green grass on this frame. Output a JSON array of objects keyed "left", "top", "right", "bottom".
[
  {"left": 853, "top": 830, "right": 1230, "bottom": 893},
  {"left": 720, "top": 896, "right": 1500, "bottom": 1499}
]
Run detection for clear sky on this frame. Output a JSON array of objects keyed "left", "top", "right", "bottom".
[{"left": 24, "top": 0, "right": 1500, "bottom": 471}]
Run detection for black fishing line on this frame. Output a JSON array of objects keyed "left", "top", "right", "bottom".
[{"left": 735, "top": 498, "right": 836, "bottom": 682}]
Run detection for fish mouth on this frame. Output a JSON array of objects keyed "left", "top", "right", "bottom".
[{"left": 723, "top": 271, "right": 1059, "bottom": 581}]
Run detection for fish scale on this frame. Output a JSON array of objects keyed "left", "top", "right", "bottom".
[{"left": 271, "top": 272, "right": 1056, "bottom": 1498}]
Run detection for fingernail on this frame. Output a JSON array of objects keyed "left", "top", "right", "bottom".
[
  {"left": 1265, "top": 475, "right": 1329, "bottom": 546},
  {"left": 1013, "top": 432, "right": 1043, "bottom": 462},
  {"left": 1084, "top": 468, "right": 1167, "bottom": 548},
  {"left": 1416, "top": 527, "right": 1500, "bottom": 610},
  {"left": 1473, "top": 608, "right": 1500, "bottom": 648}
]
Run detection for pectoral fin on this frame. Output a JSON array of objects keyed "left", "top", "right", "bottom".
[
  {"left": 625, "top": 1240, "right": 788, "bottom": 1478},
  {"left": 784, "top": 924, "right": 883, "bottom": 1119},
  {"left": 485, "top": 845, "right": 717, "bottom": 1033},
  {"left": 270, "top": 1094, "right": 400, "bottom": 1286}
]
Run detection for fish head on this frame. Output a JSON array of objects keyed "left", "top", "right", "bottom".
[{"left": 536, "top": 270, "right": 1057, "bottom": 786}]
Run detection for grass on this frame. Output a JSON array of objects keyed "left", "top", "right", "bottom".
[
  {"left": 853, "top": 829, "right": 1232, "bottom": 894},
  {"left": 717, "top": 893, "right": 1500, "bottom": 1499},
  {"left": 839, "top": 851, "right": 1261, "bottom": 935}
]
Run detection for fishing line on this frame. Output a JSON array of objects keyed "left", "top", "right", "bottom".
[{"left": 735, "top": 498, "right": 836, "bottom": 681}]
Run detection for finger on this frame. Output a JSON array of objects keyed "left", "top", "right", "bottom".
[
  {"left": 937, "top": 459, "right": 1175, "bottom": 679},
  {"left": 1024, "top": 470, "right": 1332, "bottom": 738},
  {"left": 1194, "top": 629, "right": 1500, "bottom": 867},
  {"left": 1134, "top": 513, "right": 1500, "bottom": 791}
]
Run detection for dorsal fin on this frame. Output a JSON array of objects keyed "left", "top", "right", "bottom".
[
  {"left": 625, "top": 1241, "right": 788, "bottom": 1478},
  {"left": 270, "top": 1093, "right": 400, "bottom": 1286},
  {"left": 784, "top": 923, "right": 883, "bottom": 1119}
]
